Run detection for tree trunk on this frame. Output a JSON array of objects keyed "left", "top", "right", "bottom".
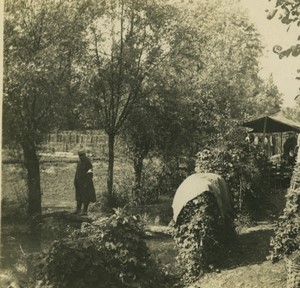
[
  {"left": 132, "top": 154, "right": 144, "bottom": 201},
  {"left": 107, "top": 133, "right": 115, "bottom": 206},
  {"left": 22, "top": 142, "right": 42, "bottom": 217}
]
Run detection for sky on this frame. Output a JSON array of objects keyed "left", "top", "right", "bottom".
[{"left": 240, "top": 0, "right": 299, "bottom": 108}]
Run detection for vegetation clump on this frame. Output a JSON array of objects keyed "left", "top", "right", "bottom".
[
  {"left": 270, "top": 164, "right": 300, "bottom": 262},
  {"left": 25, "top": 208, "right": 167, "bottom": 288},
  {"left": 195, "top": 142, "right": 270, "bottom": 215},
  {"left": 172, "top": 192, "right": 235, "bottom": 285}
]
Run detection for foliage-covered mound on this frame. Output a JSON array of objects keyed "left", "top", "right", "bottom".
[
  {"left": 171, "top": 192, "right": 236, "bottom": 285},
  {"left": 195, "top": 142, "right": 269, "bottom": 215},
  {"left": 270, "top": 164, "right": 300, "bottom": 262},
  {"left": 27, "top": 209, "right": 166, "bottom": 288}
]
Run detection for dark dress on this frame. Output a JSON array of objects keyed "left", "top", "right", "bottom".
[{"left": 74, "top": 156, "right": 96, "bottom": 203}]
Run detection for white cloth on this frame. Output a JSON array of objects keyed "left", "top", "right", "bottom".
[{"left": 172, "top": 173, "right": 234, "bottom": 223}]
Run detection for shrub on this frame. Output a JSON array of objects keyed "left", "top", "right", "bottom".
[
  {"left": 29, "top": 208, "right": 166, "bottom": 288},
  {"left": 234, "top": 212, "right": 255, "bottom": 233},
  {"left": 155, "top": 156, "right": 193, "bottom": 198},
  {"left": 171, "top": 192, "right": 235, "bottom": 285},
  {"left": 195, "top": 142, "right": 270, "bottom": 215},
  {"left": 137, "top": 158, "right": 163, "bottom": 205},
  {"left": 270, "top": 164, "right": 300, "bottom": 262}
]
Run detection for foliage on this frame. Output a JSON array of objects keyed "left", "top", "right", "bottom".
[
  {"left": 267, "top": 0, "right": 300, "bottom": 58},
  {"left": 270, "top": 164, "right": 300, "bottom": 262},
  {"left": 4, "top": 0, "right": 95, "bottom": 216},
  {"left": 195, "top": 141, "right": 270, "bottom": 214},
  {"left": 128, "top": 155, "right": 193, "bottom": 205},
  {"left": 130, "top": 158, "right": 161, "bottom": 205},
  {"left": 179, "top": 0, "right": 264, "bottom": 128},
  {"left": 267, "top": 0, "right": 300, "bottom": 92},
  {"left": 116, "top": 0, "right": 269, "bottom": 204},
  {"left": 156, "top": 156, "right": 194, "bottom": 197},
  {"left": 83, "top": 0, "right": 185, "bottom": 198},
  {"left": 4, "top": 0, "right": 92, "bottom": 144},
  {"left": 171, "top": 192, "right": 235, "bottom": 285},
  {"left": 252, "top": 75, "right": 283, "bottom": 116},
  {"left": 234, "top": 212, "right": 255, "bottom": 233},
  {"left": 28, "top": 208, "right": 166, "bottom": 288}
]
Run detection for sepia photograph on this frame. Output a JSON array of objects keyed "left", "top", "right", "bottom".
[{"left": 1, "top": 0, "right": 300, "bottom": 287}]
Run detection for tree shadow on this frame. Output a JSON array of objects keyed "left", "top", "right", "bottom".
[{"left": 215, "top": 228, "right": 274, "bottom": 270}]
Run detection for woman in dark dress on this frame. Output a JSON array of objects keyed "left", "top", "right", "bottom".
[{"left": 74, "top": 150, "right": 96, "bottom": 215}]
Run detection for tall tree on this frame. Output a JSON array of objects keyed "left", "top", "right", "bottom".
[
  {"left": 172, "top": 0, "right": 264, "bottom": 145},
  {"left": 253, "top": 75, "right": 283, "bottom": 116},
  {"left": 121, "top": 0, "right": 268, "bottom": 201},
  {"left": 3, "top": 0, "right": 94, "bottom": 216},
  {"left": 84, "top": 0, "right": 183, "bottom": 200}
]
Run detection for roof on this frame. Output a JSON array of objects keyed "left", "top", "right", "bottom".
[{"left": 242, "top": 112, "right": 300, "bottom": 133}]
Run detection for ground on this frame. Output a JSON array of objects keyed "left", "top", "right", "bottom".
[
  {"left": 147, "top": 221, "right": 286, "bottom": 288},
  {"left": 189, "top": 222, "right": 286, "bottom": 288},
  {"left": 1, "top": 157, "right": 290, "bottom": 287}
]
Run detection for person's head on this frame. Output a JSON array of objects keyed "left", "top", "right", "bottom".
[{"left": 78, "top": 149, "right": 86, "bottom": 160}]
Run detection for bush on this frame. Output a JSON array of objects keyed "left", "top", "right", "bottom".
[
  {"left": 195, "top": 142, "right": 270, "bottom": 215},
  {"left": 29, "top": 208, "right": 166, "bottom": 288},
  {"left": 155, "top": 157, "right": 193, "bottom": 198},
  {"left": 171, "top": 192, "right": 235, "bottom": 285},
  {"left": 270, "top": 165, "right": 300, "bottom": 262},
  {"left": 136, "top": 158, "right": 163, "bottom": 205}
]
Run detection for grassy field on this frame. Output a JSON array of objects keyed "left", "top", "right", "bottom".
[{"left": 2, "top": 157, "right": 133, "bottom": 210}]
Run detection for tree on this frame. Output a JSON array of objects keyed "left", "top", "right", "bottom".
[
  {"left": 252, "top": 75, "right": 283, "bottom": 116},
  {"left": 267, "top": 0, "right": 300, "bottom": 94},
  {"left": 121, "top": 102, "right": 156, "bottom": 199},
  {"left": 121, "top": 0, "right": 269, "bottom": 202},
  {"left": 3, "top": 0, "right": 94, "bottom": 216},
  {"left": 267, "top": 0, "right": 300, "bottom": 58},
  {"left": 84, "top": 0, "right": 184, "bottom": 201},
  {"left": 172, "top": 0, "right": 265, "bottom": 145}
]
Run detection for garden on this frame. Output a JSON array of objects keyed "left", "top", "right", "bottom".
[
  {"left": 1, "top": 141, "right": 297, "bottom": 288},
  {"left": 3, "top": 0, "right": 300, "bottom": 287}
]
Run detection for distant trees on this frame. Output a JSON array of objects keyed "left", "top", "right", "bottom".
[{"left": 253, "top": 75, "right": 283, "bottom": 116}]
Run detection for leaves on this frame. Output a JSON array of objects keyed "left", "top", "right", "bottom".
[
  {"left": 33, "top": 209, "right": 165, "bottom": 287},
  {"left": 172, "top": 191, "right": 234, "bottom": 284},
  {"left": 267, "top": 9, "right": 278, "bottom": 19}
]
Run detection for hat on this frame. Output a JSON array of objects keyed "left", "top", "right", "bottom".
[{"left": 78, "top": 149, "right": 86, "bottom": 155}]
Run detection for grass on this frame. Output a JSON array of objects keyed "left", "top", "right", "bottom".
[{"left": 2, "top": 158, "right": 132, "bottom": 210}]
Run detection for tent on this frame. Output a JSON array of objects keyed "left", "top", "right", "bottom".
[
  {"left": 242, "top": 111, "right": 300, "bottom": 159},
  {"left": 242, "top": 112, "right": 300, "bottom": 133}
]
